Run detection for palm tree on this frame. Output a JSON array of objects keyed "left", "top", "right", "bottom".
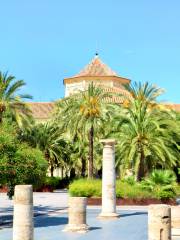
[
  {"left": 114, "top": 82, "right": 180, "bottom": 181},
  {"left": 0, "top": 71, "right": 32, "bottom": 126},
  {"left": 56, "top": 82, "right": 114, "bottom": 178},
  {"left": 20, "top": 121, "right": 69, "bottom": 177},
  {"left": 71, "top": 132, "right": 88, "bottom": 177}
]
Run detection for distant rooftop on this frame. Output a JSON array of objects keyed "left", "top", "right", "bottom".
[
  {"left": 73, "top": 54, "right": 119, "bottom": 77},
  {"left": 64, "top": 54, "right": 130, "bottom": 84}
]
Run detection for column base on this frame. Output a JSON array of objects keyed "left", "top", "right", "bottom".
[
  {"left": 98, "top": 212, "right": 119, "bottom": 219},
  {"left": 63, "top": 224, "right": 89, "bottom": 233}
]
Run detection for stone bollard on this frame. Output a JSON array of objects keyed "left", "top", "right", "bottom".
[
  {"left": 13, "top": 185, "right": 34, "bottom": 240},
  {"left": 98, "top": 139, "right": 118, "bottom": 218},
  {"left": 171, "top": 206, "right": 180, "bottom": 238},
  {"left": 148, "top": 204, "right": 171, "bottom": 240},
  {"left": 63, "top": 197, "right": 89, "bottom": 233}
]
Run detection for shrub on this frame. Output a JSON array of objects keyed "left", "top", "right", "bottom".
[
  {"left": 141, "top": 170, "right": 177, "bottom": 199},
  {"left": 0, "top": 123, "right": 48, "bottom": 198},
  {"left": 45, "top": 177, "right": 61, "bottom": 189},
  {"left": 69, "top": 177, "right": 178, "bottom": 200},
  {"left": 122, "top": 176, "right": 136, "bottom": 185},
  {"left": 155, "top": 188, "right": 175, "bottom": 200},
  {"left": 116, "top": 181, "right": 151, "bottom": 199},
  {"left": 69, "top": 179, "right": 102, "bottom": 197}
]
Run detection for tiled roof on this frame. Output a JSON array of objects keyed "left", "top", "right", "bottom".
[
  {"left": 165, "top": 104, "right": 180, "bottom": 112},
  {"left": 28, "top": 100, "right": 180, "bottom": 121},
  {"left": 27, "top": 102, "right": 55, "bottom": 120},
  {"left": 73, "top": 55, "right": 119, "bottom": 77}
]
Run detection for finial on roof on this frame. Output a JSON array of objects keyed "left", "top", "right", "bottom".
[{"left": 95, "top": 52, "right": 99, "bottom": 58}]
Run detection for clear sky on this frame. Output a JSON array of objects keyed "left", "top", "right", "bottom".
[{"left": 0, "top": 0, "right": 180, "bottom": 103}]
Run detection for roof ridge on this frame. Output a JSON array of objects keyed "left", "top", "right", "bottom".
[{"left": 73, "top": 55, "right": 119, "bottom": 77}]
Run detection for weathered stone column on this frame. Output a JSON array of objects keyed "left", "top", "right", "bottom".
[
  {"left": 171, "top": 206, "right": 180, "bottom": 238},
  {"left": 98, "top": 139, "right": 118, "bottom": 218},
  {"left": 13, "top": 185, "right": 34, "bottom": 240},
  {"left": 148, "top": 204, "right": 171, "bottom": 240},
  {"left": 64, "top": 197, "right": 89, "bottom": 233}
]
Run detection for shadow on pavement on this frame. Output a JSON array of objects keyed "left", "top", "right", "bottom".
[
  {"left": 120, "top": 212, "right": 147, "bottom": 218},
  {"left": 35, "top": 216, "right": 68, "bottom": 228}
]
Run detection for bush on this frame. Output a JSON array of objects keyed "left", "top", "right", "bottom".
[
  {"left": 122, "top": 176, "right": 136, "bottom": 185},
  {"left": 69, "top": 179, "right": 102, "bottom": 197},
  {"left": 141, "top": 170, "right": 177, "bottom": 199},
  {"left": 116, "top": 181, "right": 151, "bottom": 199},
  {"left": 0, "top": 123, "right": 48, "bottom": 198},
  {"left": 69, "top": 179, "right": 152, "bottom": 199},
  {"left": 155, "top": 188, "right": 175, "bottom": 200},
  {"left": 69, "top": 177, "right": 178, "bottom": 200},
  {"left": 45, "top": 177, "right": 61, "bottom": 189}
]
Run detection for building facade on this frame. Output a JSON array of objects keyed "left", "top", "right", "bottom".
[{"left": 28, "top": 54, "right": 180, "bottom": 121}]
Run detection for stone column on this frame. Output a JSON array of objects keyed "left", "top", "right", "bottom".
[
  {"left": 98, "top": 139, "right": 118, "bottom": 218},
  {"left": 148, "top": 204, "right": 171, "bottom": 240},
  {"left": 13, "top": 185, "right": 34, "bottom": 240},
  {"left": 63, "top": 197, "right": 89, "bottom": 233},
  {"left": 171, "top": 206, "right": 180, "bottom": 238}
]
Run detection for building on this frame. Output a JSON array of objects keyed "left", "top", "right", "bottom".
[
  {"left": 64, "top": 53, "right": 130, "bottom": 97},
  {"left": 28, "top": 54, "right": 180, "bottom": 121}
]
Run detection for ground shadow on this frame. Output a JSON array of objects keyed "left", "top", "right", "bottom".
[
  {"left": 0, "top": 205, "right": 67, "bottom": 228},
  {"left": 89, "top": 227, "right": 102, "bottom": 231},
  {"left": 35, "top": 216, "right": 68, "bottom": 228},
  {"left": 120, "top": 212, "right": 147, "bottom": 218}
]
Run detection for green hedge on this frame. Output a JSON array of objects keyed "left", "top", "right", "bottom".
[{"left": 69, "top": 179, "right": 179, "bottom": 200}]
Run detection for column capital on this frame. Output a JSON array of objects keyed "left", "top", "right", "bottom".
[{"left": 100, "top": 139, "right": 116, "bottom": 145}]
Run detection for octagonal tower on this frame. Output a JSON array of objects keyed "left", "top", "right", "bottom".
[{"left": 64, "top": 54, "right": 131, "bottom": 97}]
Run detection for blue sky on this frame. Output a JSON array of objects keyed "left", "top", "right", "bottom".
[{"left": 0, "top": 0, "right": 179, "bottom": 103}]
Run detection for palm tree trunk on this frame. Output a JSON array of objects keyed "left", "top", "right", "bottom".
[
  {"left": 81, "top": 157, "right": 86, "bottom": 177},
  {"left": 0, "top": 112, "right": 3, "bottom": 123},
  {"left": 61, "top": 167, "right": 64, "bottom": 178},
  {"left": 50, "top": 165, "right": 54, "bottom": 177},
  {"left": 137, "top": 148, "right": 145, "bottom": 181},
  {"left": 88, "top": 125, "right": 94, "bottom": 178}
]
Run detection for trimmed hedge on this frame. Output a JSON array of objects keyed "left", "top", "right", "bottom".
[{"left": 69, "top": 179, "right": 180, "bottom": 200}]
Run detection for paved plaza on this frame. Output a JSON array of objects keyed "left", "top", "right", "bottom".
[{"left": 0, "top": 191, "right": 149, "bottom": 240}]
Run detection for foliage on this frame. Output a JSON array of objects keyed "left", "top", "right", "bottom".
[
  {"left": 20, "top": 121, "right": 71, "bottom": 177},
  {"left": 122, "top": 176, "right": 136, "bottom": 185},
  {"left": 113, "top": 82, "right": 180, "bottom": 181},
  {"left": 141, "top": 170, "right": 177, "bottom": 199},
  {"left": 69, "top": 179, "right": 102, "bottom": 197},
  {"left": 0, "top": 121, "right": 47, "bottom": 198},
  {"left": 116, "top": 181, "right": 152, "bottom": 199},
  {"left": 56, "top": 82, "right": 116, "bottom": 178},
  {"left": 44, "top": 177, "right": 61, "bottom": 189},
  {"left": 0, "top": 71, "right": 32, "bottom": 127},
  {"left": 69, "top": 175, "right": 179, "bottom": 200},
  {"left": 142, "top": 169, "right": 177, "bottom": 187}
]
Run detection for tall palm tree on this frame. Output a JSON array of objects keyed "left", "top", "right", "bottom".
[
  {"left": 114, "top": 82, "right": 180, "bottom": 181},
  {"left": 56, "top": 83, "right": 114, "bottom": 178},
  {"left": 0, "top": 71, "right": 32, "bottom": 126},
  {"left": 20, "top": 121, "right": 69, "bottom": 177}
]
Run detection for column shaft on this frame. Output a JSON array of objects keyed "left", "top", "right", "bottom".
[
  {"left": 99, "top": 139, "right": 118, "bottom": 218},
  {"left": 13, "top": 185, "right": 34, "bottom": 240},
  {"left": 64, "top": 197, "right": 89, "bottom": 233},
  {"left": 148, "top": 204, "right": 171, "bottom": 240}
]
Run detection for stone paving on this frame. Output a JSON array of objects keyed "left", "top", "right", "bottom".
[
  {"left": 1, "top": 209, "right": 148, "bottom": 240},
  {"left": 0, "top": 191, "right": 179, "bottom": 240}
]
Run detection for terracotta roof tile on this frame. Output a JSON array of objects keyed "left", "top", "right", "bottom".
[
  {"left": 28, "top": 100, "right": 180, "bottom": 121},
  {"left": 28, "top": 102, "right": 55, "bottom": 120},
  {"left": 73, "top": 55, "right": 119, "bottom": 77},
  {"left": 164, "top": 103, "right": 180, "bottom": 112}
]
